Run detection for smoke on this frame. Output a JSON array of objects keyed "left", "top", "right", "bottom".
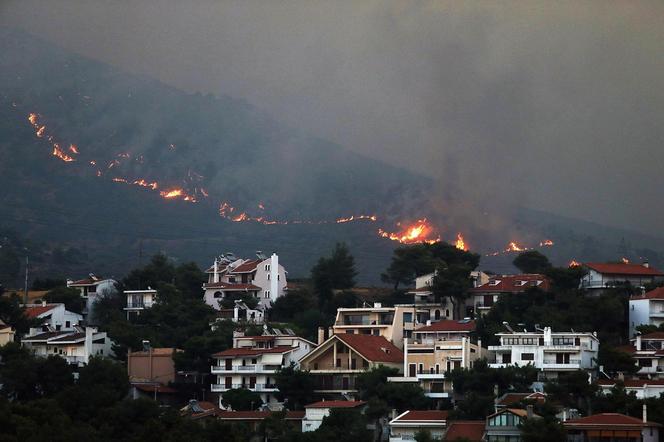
[{"left": 2, "top": 1, "right": 664, "bottom": 236}]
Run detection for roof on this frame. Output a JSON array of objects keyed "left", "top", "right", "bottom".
[
  {"left": 217, "top": 410, "right": 305, "bottom": 420},
  {"left": 488, "top": 408, "right": 539, "bottom": 419},
  {"left": 212, "top": 346, "right": 295, "bottom": 358},
  {"left": 392, "top": 410, "right": 449, "bottom": 422},
  {"left": 415, "top": 320, "right": 476, "bottom": 333},
  {"left": 640, "top": 332, "right": 664, "bottom": 340},
  {"left": 68, "top": 276, "right": 106, "bottom": 286},
  {"left": 129, "top": 348, "right": 180, "bottom": 357},
  {"left": 597, "top": 379, "right": 664, "bottom": 388},
  {"left": 585, "top": 263, "right": 663, "bottom": 276},
  {"left": 564, "top": 413, "right": 661, "bottom": 428},
  {"left": 231, "top": 260, "right": 262, "bottom": 273},
  {"left": 203, "top": 282, "right": 261, "bottom": 291},
  {"left": 49, "top": 332, "right": 86, "bottom": 343},
  {"left": 444, "top": 421, "right": 485, "bottom": 441},
  {"left": 631, "top": 286, "right": 664, "bottom": 300},
  {"left": 21, "top": 331, "right": 69, "bottom": 342},
  {"left": 24, "top": 304, "right": 60, "bottom": 318},
  {"left": 471, "top": 274, "right": 550, "bottom": 293},
  {"left": 305, "top": 400, "right": 366, "bottom": 409},
  {"left": 335, "top": 334, "right": 403, "bottom": 363}
]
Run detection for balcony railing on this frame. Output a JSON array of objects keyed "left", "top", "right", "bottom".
[
  {"left": 211, "top": 364, "right": 281, "bottom": 373},
  {"left": 211, "top": 383, "right": 279, "bottom": 392},
  {"left": 126, "top": 302, "right": 145, "bottom": 309}
]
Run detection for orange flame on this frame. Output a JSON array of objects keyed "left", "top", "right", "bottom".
[
  {"left": 133, "top": 179, "right": 158, "bottom": 190},
  {"left": 36, "top": 126, "right": 46, "bottom": 137},
  {"left": 378, "top": 219, "right": 440, "bottom": 244},
  {"left": 52, "top": 144, "right": 75, "bottom": 162},
  {"left": 160, "top": 189, "right": 183, "bottom": 198},
  {"left": 569, "top": 259, "right": 581, "bottom": 267},
  {"left": 539, "top": 239, "right": 554, "bottom": 247},
  {"left": 336, "top": 215, "right": 377, "bottom": 223},
  {"left": 68, "top": 144, "right": 79, "bottom": 154},
  {"left": 455, "top": 233, "right": 468, "bottom": 251},
  {"left": 28, "top": 113, "right": 38, "bottom": 125},
  {"left": 622, "top": 257, "right": 630, "bottom": 264},
  {"left": 505, "top": 241, "right": 526, "bottom": 252}
]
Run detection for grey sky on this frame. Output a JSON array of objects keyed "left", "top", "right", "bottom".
[{"left": 2, "top": 1, "right": 663, "bottom": 235}]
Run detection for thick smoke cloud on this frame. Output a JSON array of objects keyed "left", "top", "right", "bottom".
[{"left": 2, "top": 1, "right": 663, "bottom": 235}]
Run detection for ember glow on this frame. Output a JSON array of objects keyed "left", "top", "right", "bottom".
[
  {"left": 133, "top": 179, "right": 158, "bottom": 190},
  {"left": 622, "top": 257, "right": 630, "bottom": 264},
  {"left": 505, "top": 241, "right": 526, "bottom": 252},
  {"left": 336, "top": 215, "right": 377, "bottom": 224},
  {"left": 68, "top": 144, "right": 79, "bottom": 154},
  {"left": 569, "top": 259, "right": 581, "bottom": 267},
  {"left": 539, "top": 239, "right": 554, "bottom": 247},
  {"left": 455, "top": 233, "right": 468, "bottom": 251},
  {"left": 378, "top": 219, "right": 440, "bottom": 245},
  {"left": 160, "top": 189, "right": 183, "bottom": 198},
  {"left": 52, "top": 144, "right": 75, "bottom": 162}
]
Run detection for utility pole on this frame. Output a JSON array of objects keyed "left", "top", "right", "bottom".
[{"left": 23, "top": 256, "right": 29, "bottom": 305}]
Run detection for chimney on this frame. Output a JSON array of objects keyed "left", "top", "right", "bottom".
[
  {"left": 526, "top": 405, "right": 534, "bottom": 419},
  {"left": 643, "top": 403, "right": 648, "bottom": 423},
  {"left": 636, "top": 334, "right": 642, "bottom": 351},
  {"left": 317, "top": 327, "right": 326, "bottom": 345},
  {"left": 269, "top": 253, "right": 279, "bottom": 303},
  {"left": 213, "top": 258, "right": 219, "bottom": 283}
]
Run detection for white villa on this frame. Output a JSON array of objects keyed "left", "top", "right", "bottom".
[{"left": 124, "top": 288, "right": 158, "bottom": 320}]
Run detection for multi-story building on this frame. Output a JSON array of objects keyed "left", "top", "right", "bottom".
[
  {"left": 563, "top": 412, "right": 660, "bottom": 442},
  {"left": 485, "top": 408, "right": 539, "bottom": 442},
  {"left": 67, "top": 274, "right": 118, "bottom": 319},
  {"left": 579, "top": 262, "right": 663, "bottom": 293},
  {"left": 203, "top": 252, "right": 287, "bottom": 311},
  {"left": 406, "top": 271, "right": 489, "bottom": 308},
  {"left": 622, "top": 332, "right": 664, "bottom": 377},
  {"left": 211, "top": 331, "right": 315, "bottom": 407},
  {"left": 388, "top": 410, "right": 449, "bottom": 442},
  {"left": 470, "top": 274, "right": 551, "bottom": 316},
  {"left": 299, "top": 334, "right": 403, "bottom": 397},
  {"left": 332, "top": 303, "right": 447, "bottom": 349},
  {"left": 0, "top": 320, "right": 15, "bottom": 346},
  {"left": 24, "top": 302, "right": 82, "bottom": 331},
  {"left": 488, "top": 327, "right": 599, "bottom": 379},
  {"left": 629, "top": 287, "right": 664, "bottom": 338},
  {"left": 388, "top": 320, "right": 485, "bottom": 399},
  {"left": 22, "top": 326, "right": 114, "bottom": 366},
  {"left": 124, "top": 288, "right": 158, "bottom": 320}
]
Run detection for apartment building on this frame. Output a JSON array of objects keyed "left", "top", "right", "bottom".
[
  {"left": 0, "top": 320, "right": 15, "bottom": 346},
  {"left": 124, "top": 288, "right": 158, "bottom": 320},
  {"left": 564, "top": 412, "right": 660, "bottom": 442},
  {"left": 629, "top": 287, "right": 664, "bottom": 338},
  {"left": 488, "top": 327, "right": 599, "bottom": 379},
  {"left": 67, "top": 274, "right": 117, "bottom": 319},
  {"left": 211, "top": 331, "right": 315, "bottom": 407},
  {"left": 470, "top": 274, "right": 551, "bottom": 316},
  {"left": 203, "top": 252, "right": 287, "bottom": 311},
  {"left": 624, "top": 332, "right": 664, "bottom": 378},
  {"left": 579, "top": 262, "right": 663, "bottom": 294},
  {"left": 299, "top": 334, "right": 403, "bottom": 396},
  {"left": 388, "top": 319, "right": 485, "bottom": 399}
]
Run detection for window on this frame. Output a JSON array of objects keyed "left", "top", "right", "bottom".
[
  {"left": 251, "top": 358, "right": 257, "bottom": 364},
  {"left": 552, "top": 337, "right": 574, "bottom": 346},
  {"left": 403, "top": 312, "right": 413, "bottom": 323},
  {"left": 265, "top": 264, "right": 269, "bottom": 271},
  {"left": 522, "top": 338, "right": 536, "bottom": 345},
  {"left": 362, "top": 360, "right": 369, "bottom": 368},
  {"left": 65, "top": 321, "right": 71, "bottom": 328},
  {"left": 267, "top": 274, "right": 270, "bottom": 280},
  {"left": 277, "top": 275, "right": 280, "bottom": 281},
  {"left": 229, "top": 277, "right": 236, "bottom": 283},
  {"left": 521, "top": 353, "right": 535, "bottom": 361},
  {"left": 265, "top": 290, "right": 270, "bottom": 298},
  {"left": 313, "top": 363, "right": 319, "bottom": 370},
  {"left": 336, "top": 358, "right": 341, "bottom": 367},
  {"left": 504, "top": 338, "right": 520, "bottom": 345},
  {"left": 418, "top": 363, "right": 424, "bottom": 374}
]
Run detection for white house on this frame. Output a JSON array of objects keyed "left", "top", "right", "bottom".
[
  {"left": 24, "top": 302, "right": 82, "bottom": 331},
  {"left": 0, "top": 320, "right": 15, "bottom": 346},
  {"left": 488, "top": 327, "right": 599, "bottom": 379},
  {"left": 389, "top": 410, "right": 449, "bottom": 442},
  {"left": 211, "top": 330, "right": 316, "bottom": 407},
  {"left": 203, "top": 252, "right": 287, "bottom": 311},
  {"left": 629, "top": 287, "right": 664, "bottom": 338},
  {"left": 623, "top": 332, "right": 664, "bottom": 378},
  {"left": 597, "top": 379, "right": 664, "bottom": 399},
  {"left": 67, "top": 274, "right": 118, "bottom": 320},
  {"left": 124, "top": 288, "right": 158, "bottom": 320},
  {"left": 22, "top": 326, "right": 114, "bottom": 366},
  {"left": 301, "top": 400, "right": 366, "bottom": 432},
  {"left": 580, "top": 262, "right": 663, "bottom": 293},
  {"left": 470, "top": 274, "right": 551, "bottom": 316}
]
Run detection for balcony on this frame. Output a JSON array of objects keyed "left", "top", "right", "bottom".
[
  {"left": 210, "top": 383, "right": 279, "bottom": 393},
  {"left": 210, "top": 364, "right": 280, "bottom": 374},
  {"left": 314, "top": 375, "right": 357, "bottom": 392},
  {"left": 541, "top": 359, "right": 581, "bottom": 370},
  {"left": 125, "top": 302, "right": 145, "bottom": 310},
  {"left": 650, "top": 309, "right": 664, "bottom": 318}
]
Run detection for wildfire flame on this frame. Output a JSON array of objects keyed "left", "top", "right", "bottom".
[
  {"left": 69, "top": 144, "right": 79, "bottom": 154},
  {"left": 336, "top": 215, "right": 377, "bottom": 224},
  {"left": 455, "top": 233, "right": 468, "bottom": 251},
  {"left": 540, "top": 239, "right": 554, "bottom": 247},
  {"left": 622, "top": 257, "right": 630, "bottom": 264},
  {"left": 36, "top": 126, "right": 46, "bottom": 137},
  {"left": 52, "top": 144, "right": 75, "bottom": 162},
  {"left": 505, "top": 241, "right": 526, "bottom": 252},
  {"left": 569, "top": 259, "right": 581, "bottom": 267},
  {"left": 160, "top": 189, "right": 183, "bottom": 198},
  {"left": 28, "top": 113, "right": 37, "bottom": 125},
  {"left": 133, "top": 179, "right": 158, "bottom": 190},
  {"left": 378, "top": 219, "right": 440, "bottom": 245}
]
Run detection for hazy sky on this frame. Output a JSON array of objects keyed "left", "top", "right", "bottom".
[{"left": 2, "top": 1, "right": 663, "bottom": 235}]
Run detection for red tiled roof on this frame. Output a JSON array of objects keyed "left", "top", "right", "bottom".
[
  {"left": 133, "top": 383, "right": 178, "bottom": 394},
  {"left": 631, "top": 286, "right": 664, "bottom": 300},
  {"left": 24, "top": 304, "right": 59, "bottom": 318},
  {"left": 496, "top": 392, "right": 546, "bottom": 406},
  {"left": 585, "top": 263, "right": 663, "bottom": 276},
  {"left": 471, "top": 274, "right": 551, "bottom": 293},
  {"left": 641, "top": 332, "right": 664, "bottom": 340},
  {"left": 444, "top": 421, "right": 485, "bottom": 441},
  {"left": 305, "top": 400, "right": 366, "bottom": 409},
  {"left": 49, "top": 332, "right": 86, "bottom": 343},
  {"left": 597, "top": 379, "right": 664, "bottom": 388},
  {"left": 231, "top": 260, "right": 262, "bottom": 273},
  {"left": 415, "top": 320, "right": 476, "bottom": 333},
  {"left": 69, "top": 277, "right": 103, "bottom": 286},
  {"left": 564, "top": 413, "right": 661, "bottom": 427},
  {"left": 205, "top": 264, "right": 229, "bottom": 274},
  {"left": 614, "top": 345, "right": 636, "bottom": 354},
  {"left": 21, "top": 331, "right": 69, "bottom": 342},
  {"left": 203, "top": 282, "right": 261, "bottom": 290},
  {"left": 212, "top": 346, "right": 294, "bottom": 358},
  {"left": 335, "top": 334, "right": 403, "bottom": 363},
  {"left": 394, "top": 410, "right": 449, "bottom": 421},
  {"left": 238, "top": 336, "right": 276, "bottom": 341},
  {"left": 218, "top": 410, "right": 305, "bottom": 420}
]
